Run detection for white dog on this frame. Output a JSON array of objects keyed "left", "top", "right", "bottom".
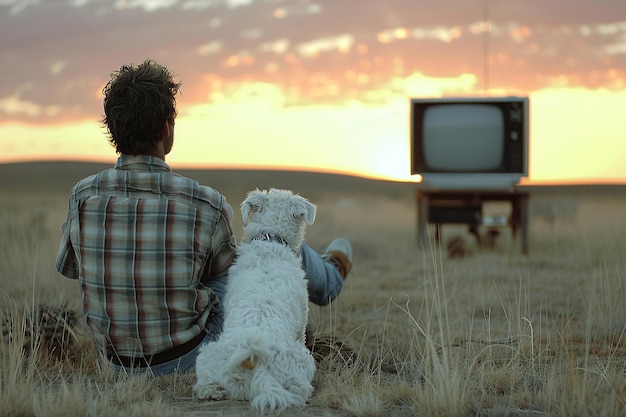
[{"left": 194, "top": 188, "right": 317, "bottom": 413}]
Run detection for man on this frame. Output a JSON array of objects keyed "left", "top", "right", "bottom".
[{"left": 55, "top": 59, "right": 353, "bottom": 376}]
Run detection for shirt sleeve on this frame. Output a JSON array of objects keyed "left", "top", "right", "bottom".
[
  {"left": 55, "top": 208, "right": 79, "bottom": 279},
  {"left": 201, "top": 199, "right": 237, "bottom": 286}
]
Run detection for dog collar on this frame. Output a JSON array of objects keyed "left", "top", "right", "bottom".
[{"left": 252, "top": 234, "right": 300, "bottom": 256}]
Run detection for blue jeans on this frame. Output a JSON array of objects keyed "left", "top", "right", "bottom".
[
  {"left": 109, "top": 242, "right": 343, "bottom": 376},
  {"left": 300, "top": 242, "right": 344, "bottom": 306}
]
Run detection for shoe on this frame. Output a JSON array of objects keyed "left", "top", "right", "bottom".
[{"left": 321, "top": 238, "right": 353, "bottom": 280}]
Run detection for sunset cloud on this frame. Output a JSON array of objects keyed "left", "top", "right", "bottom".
[
  {"left": 0, "top": 94, "right": 42, "bottom": 117},
  {"left": 1, "top": 0, "right": 625, "bottom": 125}
]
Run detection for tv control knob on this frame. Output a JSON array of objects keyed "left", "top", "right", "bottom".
[{"left": 510, "top": 131, "right": 519, "bottom": 141}]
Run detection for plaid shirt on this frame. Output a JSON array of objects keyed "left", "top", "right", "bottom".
[{"left": 56, "top": 155, "right": 237, "bottom": 357}]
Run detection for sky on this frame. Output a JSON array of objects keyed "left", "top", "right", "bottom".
[{"left": 1, "top": 0, "right": 625, "bottom": 183}]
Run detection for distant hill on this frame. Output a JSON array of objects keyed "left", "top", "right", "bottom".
[
  {"left": 0, "top": 161, "right": 416, "bottom": 203},
  {"left": 1, "top": 161, "right": 624, "bottom": 202}
]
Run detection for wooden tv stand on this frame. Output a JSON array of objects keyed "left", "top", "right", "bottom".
[{"left": 416, "top": 188, "right": 530, "bottom": 254}]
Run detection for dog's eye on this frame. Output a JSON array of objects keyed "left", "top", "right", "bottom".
[{"left": 250, "top": 204, "right": 260, "bottom": 213}]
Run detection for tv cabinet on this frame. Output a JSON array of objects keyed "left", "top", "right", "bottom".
[{"left": 416, "top": 189, "right": 530, "bottom": 254}]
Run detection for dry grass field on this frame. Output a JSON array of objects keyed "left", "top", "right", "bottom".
[{"left": 1, "top": 161, "right": 626, "bottom": 417}]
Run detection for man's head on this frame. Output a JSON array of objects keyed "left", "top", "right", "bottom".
[{"left": 102, "top": 59, "right": 181, "bottom": 155}]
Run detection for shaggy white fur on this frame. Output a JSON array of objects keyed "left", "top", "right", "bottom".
[{"left": 193, "top": 188, "right": 317, "bottom": 413}]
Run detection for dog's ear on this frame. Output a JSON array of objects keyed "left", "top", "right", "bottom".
[
  {"left": 292, "top": 196, "right": 316, "bottom": 226},
  {"left": 241, "top": 189, "right": 266, "bottom": 225}
]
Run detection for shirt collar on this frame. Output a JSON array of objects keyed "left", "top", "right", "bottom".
[{"left": 114, "top": 155, "right": 172, "bottom": 173}]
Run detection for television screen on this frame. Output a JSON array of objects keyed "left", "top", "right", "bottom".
[
  {"left": 422, "top": 104, "right": 504, "bottom": 172},
  {"left": 410, "top": 96, "right": 528, "bottom": 190}
]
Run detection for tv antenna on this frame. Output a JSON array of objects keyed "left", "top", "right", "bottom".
[{"left": 482, "top": 5, "right": 490, "bottom": 95}]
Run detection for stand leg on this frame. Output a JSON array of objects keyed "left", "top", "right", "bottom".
[
  {"left": 417, "top": 192, "right": 429, "bottom": 248},
  {"left": 520, "top": 194, "right": 529, "bottom": 255},
  {"left": 511, "top": 193, "right": 529, "bottom": 255}
]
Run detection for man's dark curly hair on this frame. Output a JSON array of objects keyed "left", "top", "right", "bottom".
[{"left": 102, "top": 59, "right": 181, "bottom": 155}]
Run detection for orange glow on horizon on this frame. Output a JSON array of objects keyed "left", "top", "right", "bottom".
[{"left": 1, "top": 80, "right": 625, "bottom": 185}]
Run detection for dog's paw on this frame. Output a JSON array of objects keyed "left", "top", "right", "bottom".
[
  {"left": 251, "top": 391, "right": 305, "bottom": 413},
  {"left": 193, "top": 382, "right": 228, "bottom": 401},
  {"left": 250, "top": 378, "right": 306, "bottom": 413}
]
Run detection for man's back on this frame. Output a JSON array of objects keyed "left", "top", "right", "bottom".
[{"left": 56, "top": 155, "right": 237, "bottom": 357}]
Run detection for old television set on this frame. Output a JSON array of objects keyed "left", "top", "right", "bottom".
[{"left": 410, "top": 96, "right": 529, "bottom": 190}]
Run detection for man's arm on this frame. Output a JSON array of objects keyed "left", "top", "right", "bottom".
[
  {"left": 200, "top": 202, "right": 237, "bottom": 288},
  {"left": 55, "top": 211, "right": 79, "bottom": 279}
]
